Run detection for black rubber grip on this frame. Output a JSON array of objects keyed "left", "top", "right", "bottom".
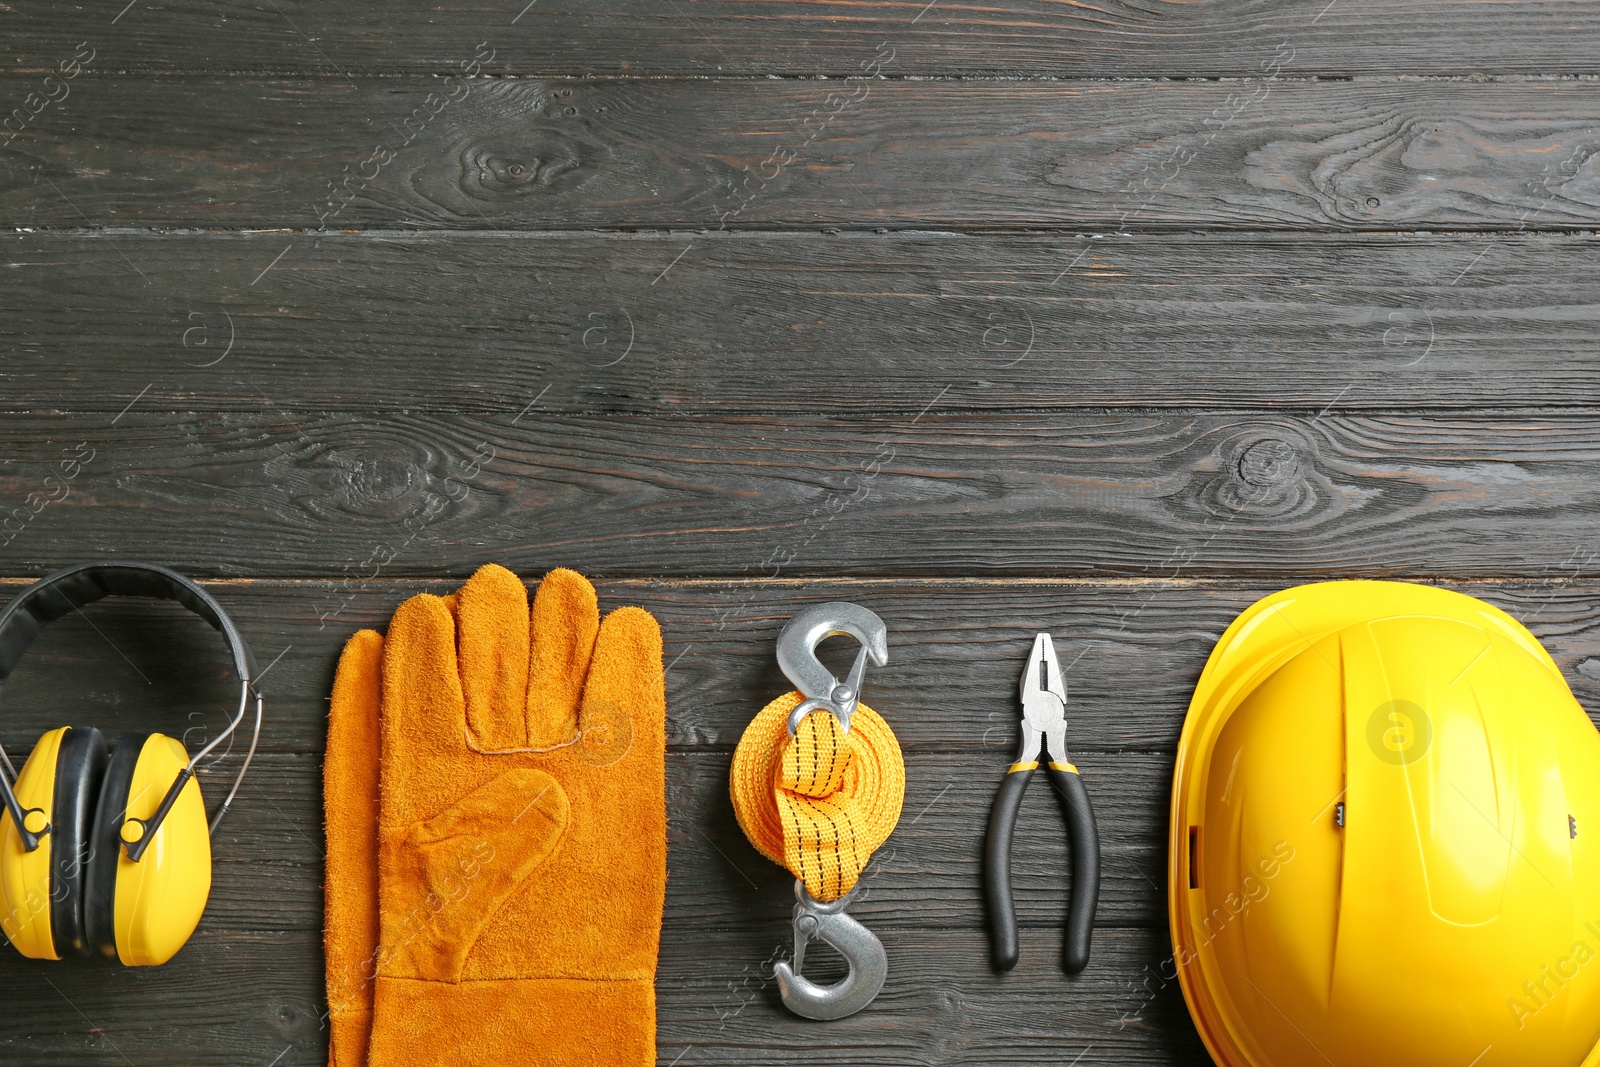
[
  {"left": 984, "top": 766, "right": 1032, "bottom": 971},
  {"left": 1047, "top": 765, "right": 1101, "bottom": 974}
]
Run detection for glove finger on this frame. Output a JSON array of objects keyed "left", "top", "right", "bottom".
[
  {"left": 577, "top": 605, "right": 663, "bottom": 766},
  {"left": 525, "top": 568, "right": 599, "bottom": 749},
  {"left": 455, "top": 563, "right": 532, "bottom": 752},
  {"left": 380, "top": 593, "right": 468, "bottom": 823},
  {"left": 325, "top": 628, "right": 382, "bottom": 1067}
]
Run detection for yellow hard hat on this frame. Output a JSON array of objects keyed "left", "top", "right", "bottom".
[{"left": 1170, "top": 580, "right": 1600, "bottom": 1067}]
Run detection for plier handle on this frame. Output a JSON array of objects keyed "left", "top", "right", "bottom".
[{"left": 984, "top": 633, "right": 1101, "bottom": 973}]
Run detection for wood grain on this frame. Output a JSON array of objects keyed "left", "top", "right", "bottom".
[
  {"left": 3, "top": 582, "right": 1597, "bottom": 936},
  {"left": 9, "top": 576, "right": 1598, "bottom": 750},
  {"left": 7, "top": 77, "right": 1600, "bottom": 231},
  {"left": 4, "top": 231, "right": 1598, "bottom": 413},
  {"left": 7, "top": 0, "right": 1600, "bottom": 1062},
  {"left": 5, "top": 0, "right": 1600, "bottom": 77},
  {"left": 0, "top": 576, "right": 1232, "bottom": 1065},
  {"left": 5, "top": 566, "right": 1598, "bottom": 1064},
  {"left": 100, "top": 748, "right": 1172, "bottom": 934},
  {"left": 6, "top": 411, "right": 1600, "bottom": 579},
  {"left": 0, "top": 925, "right": 1209, "bottom": 1065}
]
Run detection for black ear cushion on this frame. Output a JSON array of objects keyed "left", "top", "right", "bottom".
[
  {"left": 84, "top": 732, "right": 148, "bottom": 962},
  {"left": 47, "top": 726, "right": 107, "bottom": 959}
]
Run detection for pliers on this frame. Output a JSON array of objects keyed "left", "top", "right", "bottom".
[{"left": 984, "top": 632, "right": 1102, "bottom": 973}]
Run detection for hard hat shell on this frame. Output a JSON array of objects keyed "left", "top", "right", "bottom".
[{"left": 1170, "top": 580, "right": 1600, "bottom": 1067}]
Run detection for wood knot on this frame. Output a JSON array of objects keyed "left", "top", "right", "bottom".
[
  {"left": 1235, "top": 437, "right": 1299, "bottom": 490},
  {"left": 328, "top": 447, "right": 420, "bottom": 509},
  {"left": 1196, "top": 425, "right": 1331, "bottom": 523},
  {"left": 457, "top": 126, "right": 605, "bottom": 201},
  {"left": 311, "top": 440, "right": 454, "bottom": 525},
  {"left": 267, "top": 1000, "right": 319, "bottom": 1042}
]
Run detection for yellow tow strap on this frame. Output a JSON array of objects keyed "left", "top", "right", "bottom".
[{"left": 730, "top": 691, "right": 905, "bottom": 902}]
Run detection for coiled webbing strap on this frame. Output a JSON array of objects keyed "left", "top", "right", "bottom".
[{"left": 729, "top": 691, "right": 905, "bottom": 903}]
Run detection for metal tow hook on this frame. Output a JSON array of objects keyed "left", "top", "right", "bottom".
[
  {"left": 773, "top": 880, "right": 888, "bottom": 1021},
  {"left": 776, "top": 601, "right": 888, "bottom": 736}
]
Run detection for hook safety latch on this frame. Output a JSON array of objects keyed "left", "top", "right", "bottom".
[
  {"left": 776, "top": 602, "right": 888, "bottom": 736},
  {"left": 773, "top": 880, "right": 888, "bottom": 1020}
]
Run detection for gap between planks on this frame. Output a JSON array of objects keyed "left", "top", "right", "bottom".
[{"left": 7, "top": 575, "right": 1599, "bottom": 588}]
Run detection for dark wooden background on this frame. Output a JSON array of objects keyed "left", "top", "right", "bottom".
[{"left": 6, "top": 0, "right": 1600, "bottom": 1063}]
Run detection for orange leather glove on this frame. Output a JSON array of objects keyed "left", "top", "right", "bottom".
[{"left": 324, "top": 565, "right": 666, "bottom": 1067}]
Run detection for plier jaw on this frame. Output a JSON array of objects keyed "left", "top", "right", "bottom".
[
  {"left": 1019, "top": 632, "right": 1067, "bottom": 708},
  {"left": 1014, "top": 632, "right": 1070, "bottom": 769}
]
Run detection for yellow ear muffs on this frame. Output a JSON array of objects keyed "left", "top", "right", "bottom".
[{"left": 84, "top": 733, "right": 211, "bottom": 966}]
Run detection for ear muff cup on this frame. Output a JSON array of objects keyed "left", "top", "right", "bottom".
[
  {"left": 84, "top": 732, "right": 147, "bottom": 962},
  {"left": 47, "top": 726, "right": 106, "bottom": 958},
  {"left": 1, "top": 727, "right": 69, "bottom": 959}
]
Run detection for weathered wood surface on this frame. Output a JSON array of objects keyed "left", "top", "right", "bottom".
[
  {"left": 8, "top": 412, "right": 1600, "bottom": 579},
  {"left": 9, "top": 579, "right": 1600, "bottom": 754},
  {"left": 5, "top": 231, "right": 1599, "bottom": 413},
  {"left": 8, "top": 77, "right": 1600, "bottom": 231},
  {"left": 0, "top": 579, "right": 1596, "bottom": 1064},
  {"left": 0, "top": 927, "right": 1209, "bottom": 1065},
  {"left": 0, "top": 741, "right": 1167, "bottom": 935},
  {"left": 4, "top": 0, "right": 1600, "bottom": 77},
  {"left": 9, "top": 0, "right": 1600, "bottom": 1060}
]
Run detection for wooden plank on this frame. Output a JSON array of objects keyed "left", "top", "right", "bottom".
[
  {"left": 1, "top": 577, "right": 1221, "bottom": 753},
  {"left": 0, "top": 932, "right": 328, "bottom": 1066},
  {"left": 5, "top": 578, "right": 1598, "bottom": 755},
  {"left": 6, "top": 411, "right": 1600, "bottom": 579},
  {"left": 1, "top": 582, "right": 1597, "bottom": 1064},
  {"left": 144, "top": 749, "right": 1171, "bottom": 933},
  {"left": 8, "top": 77, "right": 1600, "bottom": 231},
  {"left": 654, "top": 927, "right": 1210, "bottom": 1067},
  {"left": 0, "top": 578, "right": 1209, "bottom": 758},
  {"left": 12, "top": 575, "right": 1600, "bottom": 762},
  {"left": 0, "top": 926, "right": 1207, "bottom": 1066},
  {"left": 5, "top": 0, "right": 1600, "bottom": 77},
  {"left": 4, "top": 231, "right": 1599, "bottom": 413}
]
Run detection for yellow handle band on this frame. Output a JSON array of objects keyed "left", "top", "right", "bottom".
[{"left": 1009, "top": 760, "right": 1078, "bottom": 774}]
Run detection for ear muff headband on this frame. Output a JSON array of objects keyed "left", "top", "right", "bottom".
[
  {"left": 0, "top": 562, "right": 258, "bottom": 684},
  {"left": 0, "top": 562, "right": 263, "bottom": 858}
]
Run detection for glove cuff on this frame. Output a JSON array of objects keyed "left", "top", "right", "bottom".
[
  {"left": 328, "top": 1006, "right": 371, "bottom": 1067},
  {"left": 369, "top": 975, "right": 655, "bottom": 1067}
]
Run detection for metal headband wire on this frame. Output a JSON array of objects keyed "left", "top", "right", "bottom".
[{"left": 200, "top": 681, "right": 263, "bottom": 835}]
